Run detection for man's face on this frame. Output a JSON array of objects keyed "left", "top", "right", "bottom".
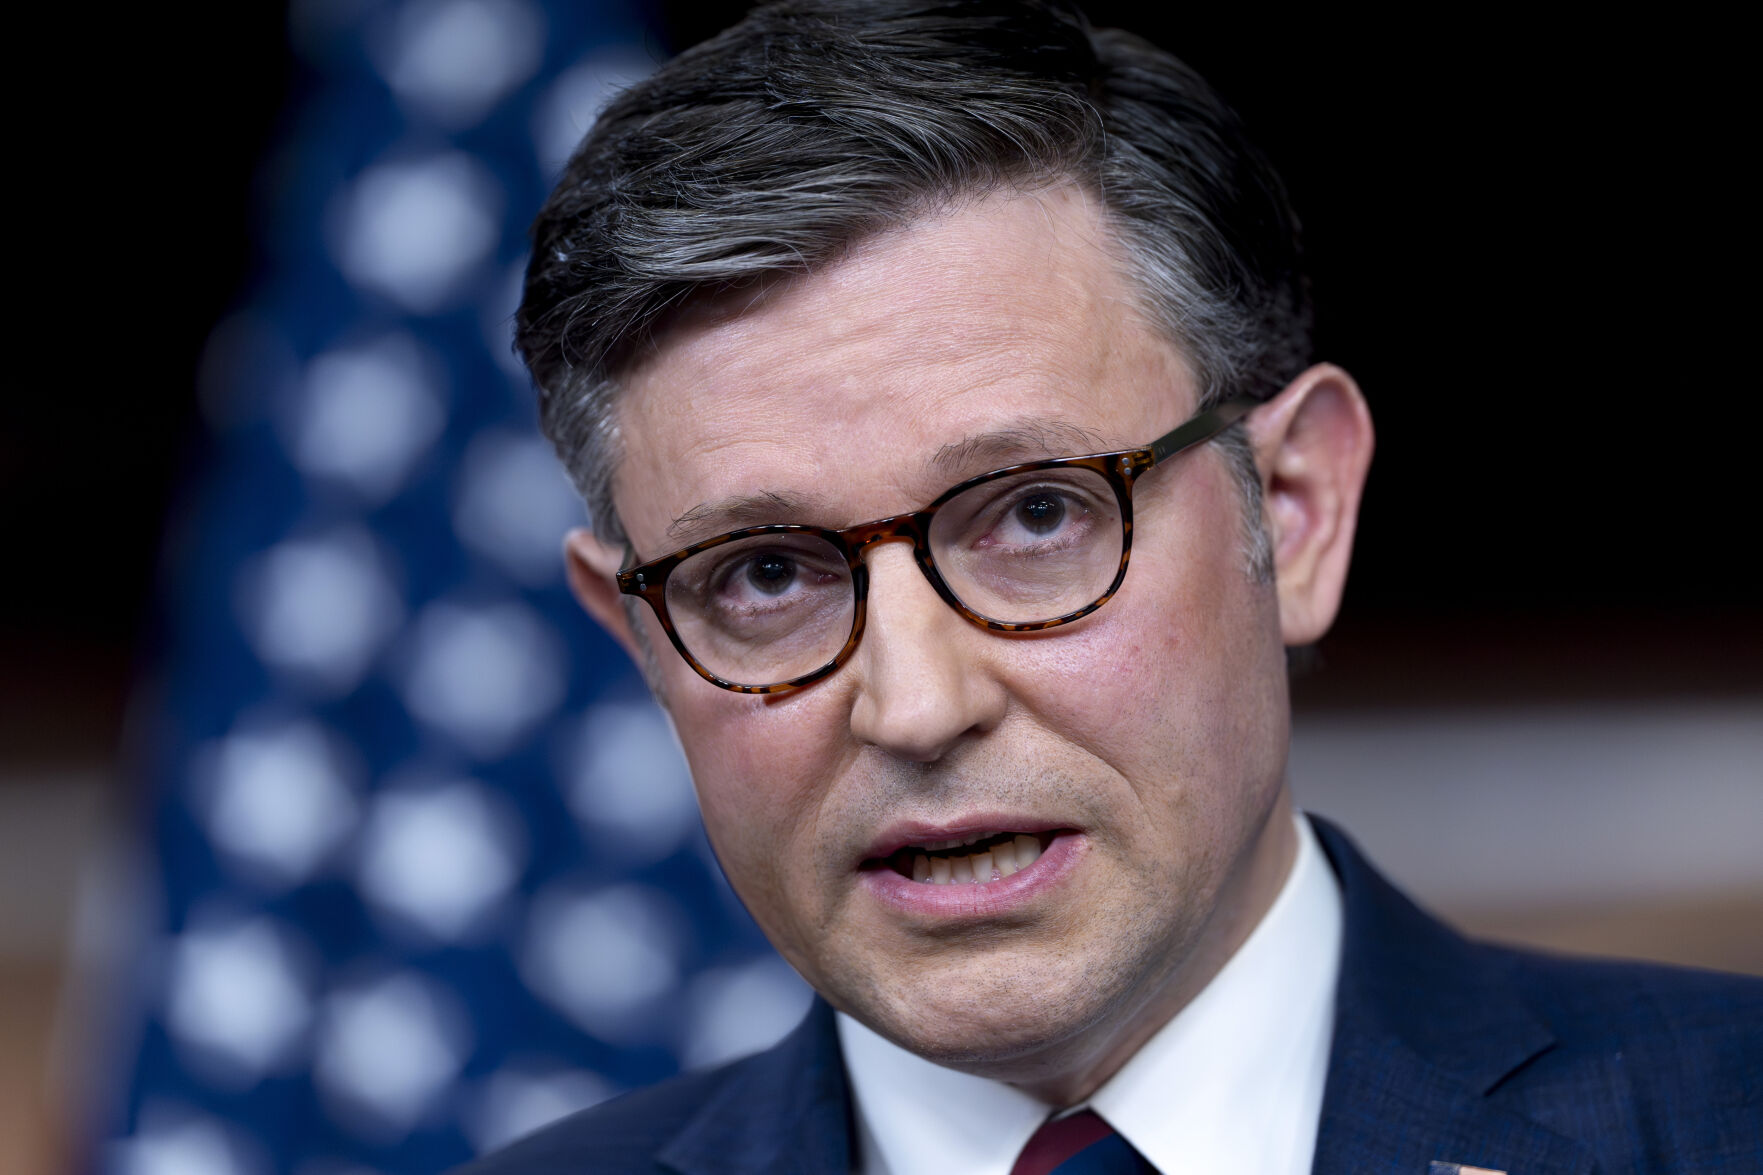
[{"left": 598, "top": 187, "right": 1298, "bottom": 1094}]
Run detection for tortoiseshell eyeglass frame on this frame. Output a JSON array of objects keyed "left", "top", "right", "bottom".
[{"left": 616, "top": 397, "right": 1259, "bottom": 694}]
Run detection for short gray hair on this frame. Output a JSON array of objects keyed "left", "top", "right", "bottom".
[{"left": 517, "top": 0, "right": 1312, "bottom": 579}]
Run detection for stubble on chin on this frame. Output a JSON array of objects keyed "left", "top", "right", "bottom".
[{"left": 823, "top": 844, "right": 1212, "bottom": 1085}]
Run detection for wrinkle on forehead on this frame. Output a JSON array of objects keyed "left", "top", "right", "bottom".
[{"left": 625, "top": 185, "right": 1143, "bottom": 396}]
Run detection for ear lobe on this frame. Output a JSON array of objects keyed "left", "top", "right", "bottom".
[
  {"left": 564, "top": 527, "right": 648, "bottom": 666},
  {"left": 1247, "top": 363, "right": 1375, "bottom": 646}
]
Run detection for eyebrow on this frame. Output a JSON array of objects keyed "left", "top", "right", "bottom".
[
  {"left": 667, "top": 489, "right": 821, "bottom": 541},
  {"left": 664, "top": 419, "right": 1115, "bottom": 542},
  {"left": 928, "top": 419, "right": 1111, "bottom": 478}
]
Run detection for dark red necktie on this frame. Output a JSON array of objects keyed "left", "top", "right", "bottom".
[{"left": 1009, "top": 1109, "right": 1155, "bottom": 1175}]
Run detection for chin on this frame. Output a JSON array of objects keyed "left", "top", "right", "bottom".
[{"left": 856, "top": 947, "right": 1150, "bottom": 1075}]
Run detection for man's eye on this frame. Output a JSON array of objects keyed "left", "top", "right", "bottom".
[
  {"left": 707, "top": 546, "right": 845, "bottom": 606},
  {"left": 992, "top": 489, "right": 1087, "bottom": 547},
  {"left": 745, "top": 553, "right": 798, "bottom": 595},
  {"left": 1013, "top": 492, "right": 1067, "bottom": 535}
]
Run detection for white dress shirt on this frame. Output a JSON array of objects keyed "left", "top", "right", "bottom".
[{"left": 837, "top": 811, "right": 1343, "bottom": 1175}]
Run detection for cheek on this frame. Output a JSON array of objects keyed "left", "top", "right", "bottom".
[
  {"left": 1016, "top": 534, "right": 1231, "bottom": 757},
  {"left": 669, "top": 686, "right": 845, "bottom": 888},
  {"left": 1038, "top": 611, "right": 1203, "bottom": 806},
  {"left": 1012, "top": 470, "right": 1285, "bottom": 811}
]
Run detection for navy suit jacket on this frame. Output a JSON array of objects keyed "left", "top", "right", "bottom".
[{"left": 459, "top": 820, "right": 1762, "bottom": 1173}]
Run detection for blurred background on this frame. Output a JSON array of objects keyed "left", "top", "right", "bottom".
[{"left": 3, "top": 3, "right": 1757, "bottom": 1173}]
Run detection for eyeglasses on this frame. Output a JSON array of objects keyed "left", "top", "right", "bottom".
[{"left": 617, "top": 397, "right": 1258, "bottom": 694}]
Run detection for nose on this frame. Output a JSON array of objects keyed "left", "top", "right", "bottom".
[{"left": 845, "top": 542, "right": 1006, "bottom": 761}]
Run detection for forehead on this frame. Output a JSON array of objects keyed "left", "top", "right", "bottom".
[{"left": 610, "top": 186, "right": 1198, "bottom": 546}]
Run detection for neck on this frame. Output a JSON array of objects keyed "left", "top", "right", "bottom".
[{"left": 1001, "top": 796, "right": 1301, "bottom": 1106}]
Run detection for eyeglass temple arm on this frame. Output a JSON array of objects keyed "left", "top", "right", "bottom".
[{"left": 1148, "top": 397, "right": 1259, "bottom": 465}]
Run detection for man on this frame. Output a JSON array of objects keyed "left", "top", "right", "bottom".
[{"left": 466, "top": 2, "right": 1760, "bottom": 1171}]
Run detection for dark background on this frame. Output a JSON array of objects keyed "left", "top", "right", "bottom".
[{"left": 6, "top": 5, "right": 1755, "bottom": 769}]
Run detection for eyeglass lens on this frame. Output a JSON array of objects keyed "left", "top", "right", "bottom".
[{"left": 661, "top": 466, "right": 1125, "bottom": 687}]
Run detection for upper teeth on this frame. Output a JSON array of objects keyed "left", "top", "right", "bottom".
[
  {"left": 907, "top": 833, "right": 1044, "bottom": 884},
  {"left": 916, "top": 832, "right": 1002, "bottom": 852}
]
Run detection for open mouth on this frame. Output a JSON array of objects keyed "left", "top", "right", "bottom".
[{"left": 878, "top": 830, "right": 1061, "bottom": 885}]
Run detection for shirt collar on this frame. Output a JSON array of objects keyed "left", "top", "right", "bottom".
[{"left": 836, "top": 811, "right": 1343, "bottom": 1175}]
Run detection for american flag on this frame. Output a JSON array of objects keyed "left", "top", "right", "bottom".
[{"left": 100, "top": 3, "right": 808, "bottom": 1172}]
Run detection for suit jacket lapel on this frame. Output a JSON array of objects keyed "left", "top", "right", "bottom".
[
  {"left": 1309, "top": 818, "right": 1598, "bottom": 1175},
  {"left": 658, "top": 998, "right": 853, "bottom": 1175}
]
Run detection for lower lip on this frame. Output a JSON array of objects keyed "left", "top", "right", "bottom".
[{"left": 858, "top": 832, "right": 1084, "bottom": 918}]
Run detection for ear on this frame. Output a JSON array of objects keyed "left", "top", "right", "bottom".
[
  {"left": 564, "top": 527, "right": 648, "bottom": 667},
  {"left": 1246, "top": 364, "right": 1375, "bottom": 646}
]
